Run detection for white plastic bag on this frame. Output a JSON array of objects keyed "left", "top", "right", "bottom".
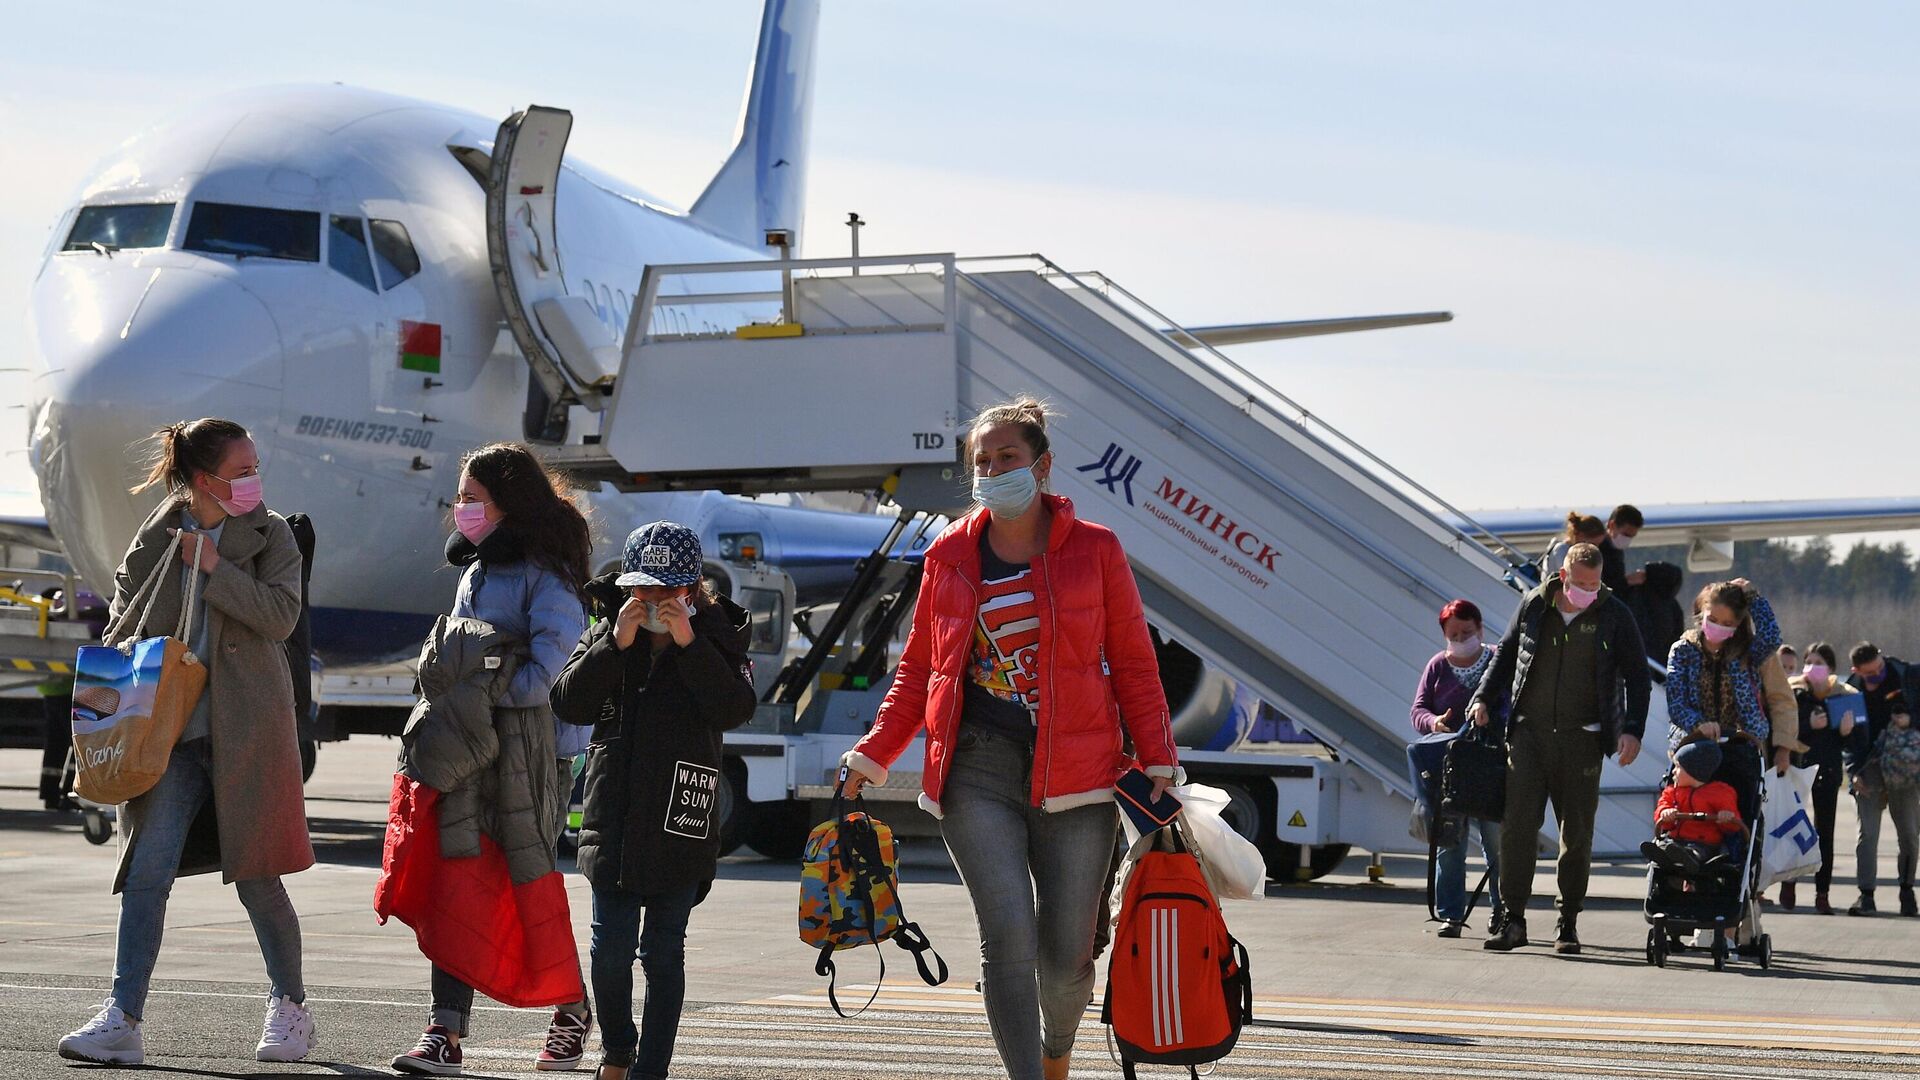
[
  {"left": 1758, "top": 764, "right": 1822, "bottom": 890},
  {"left": 1114, "top": 783, "right": 1267, "bottom": 902}
]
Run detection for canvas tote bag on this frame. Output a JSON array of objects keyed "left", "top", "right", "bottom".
[{"left": 70, "top": 531, "right": 210, "bottom": 803}]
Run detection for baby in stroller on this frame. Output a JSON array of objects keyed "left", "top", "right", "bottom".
[
  {"left": 1641, "top": 737, "right": 1774, "bottom": 970},
  {"left": 1644, "top": 740, "right": 1744, "bottom": 874}
]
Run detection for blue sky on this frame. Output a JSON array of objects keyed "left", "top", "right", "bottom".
[{"left": 2, "top": 1, "right": 1916, "bottom": 544}]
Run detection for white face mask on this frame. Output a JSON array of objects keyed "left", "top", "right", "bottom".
[
  {"left": 1611, "top": 532, "right": 1633, "bottom": 551},
  {"left": 1446, "top": 634, "right": 1482, "bottom": 660},
  {"left": 637, "top": 597, "right": 691, "bottom": 634},
  {"left": 973, "top": 466, "right": 1039, "bottom": 518}
]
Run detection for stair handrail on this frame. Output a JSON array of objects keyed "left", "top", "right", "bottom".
[{"left": 954, "top": 254, "right": 1534, "bottom": 576}]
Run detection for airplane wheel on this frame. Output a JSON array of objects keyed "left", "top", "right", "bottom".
[{"left": 82, "top": 810, "right": 113, "bottom": 846}]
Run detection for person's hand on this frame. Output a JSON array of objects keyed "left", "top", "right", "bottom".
[
  {"left": 167, "top": 529, "right": 220, "bottom": 574},
  {"left": 657, "top": 596, "right": 696, "bottom": 648},
  {"left": 1432, "top": 708, "right": 1456, "bottom": 734},
  {"left": 1716, "top": 809, "right": 1737, "bottom": 824},
  {"left": 836, "top": 765, "right": 870, "bottom": 800},
  {"left": 1469, "top": 702, "right": 1491, "bottom": 728},
  {"left": 613, "top": 596, "right": 647, "bottom": 651},
  {"left": 1617, "top": 733, "right": 1642, "bottom": 766},
  {"left": 1149, "top": 773, "right": 1174, "bottom": 803},
  {"left": 1731, "top": 577, "right": 1752, "bottom": 591},
  {"left": 1695, "top": 721, "right": 1722, "bottom": 741},
  {"left": 1840, "top": 710, "right": 1857, "bottom": 737},
  {"left": 1657, "top": 807, "right": 1678, "bottom": 825},
  {"left": 1773, "top": 746, "right": 1792, "bottom": 776},
  {"left": 1627, "top": 569, "right": 1647, "bottom": 587},
  {"left": 1810, "top": 709, "right": 1830, "bottom": 731}
]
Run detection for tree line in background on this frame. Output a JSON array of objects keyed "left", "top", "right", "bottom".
[{"left": 1649, "top": 537, "right": 1918, "bottom": 663}]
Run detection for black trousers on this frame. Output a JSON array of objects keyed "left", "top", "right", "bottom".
[{"left": 1809, "top": 754, "right": 1844, "bottom": 893}]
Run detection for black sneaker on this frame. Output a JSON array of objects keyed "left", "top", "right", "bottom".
[
  {"left": 1483, "top": 916, "right": 1528, "bottom": 951},
  {"left": 1902, "top": 886, "right": 1918, "bottom": 917},
  {"left": 1849, "top": 892, "right": 1877, "bottom": 917},
  {"left": 1554, "top": 915, "right": 1581, "bottom": 955},
  {"left": 1487, "top": 907, "right": 1507, "bottom": 937}
]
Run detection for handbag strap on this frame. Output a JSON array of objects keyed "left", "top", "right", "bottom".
[
  {"left": 107, "top": 529, "right": 184, "bottom": 647},
  {"left": 174, "top": 532, "right": 206, "bottom": 648}
]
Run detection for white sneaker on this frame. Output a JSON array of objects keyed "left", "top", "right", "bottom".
[
  {"left": 255, "top": 994, "right": 316, "bottom": 1062},
  {"left": 58, "top": 998, "right": 144, "bottom": 1065}
]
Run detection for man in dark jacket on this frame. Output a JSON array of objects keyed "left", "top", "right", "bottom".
[
  {"left": 1469, "top": 542, "right": 1650, "bottom": 954},
  {"left": 1622, "top": 560, "right": 1686, "bottom": 664},
  {"left": 1599, "top": 504, "right": 1644, "bottom": 596},
  {"left": 1842, "top": 642, "right": 1915, "bottom": 916}
]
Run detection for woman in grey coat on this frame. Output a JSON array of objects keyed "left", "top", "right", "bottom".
[
  {"left": 58, "top": 419, "right": 316, "bottom": 1067},
  {"left": 392, "top": 442, "right": 594, "bottom": 1077}
]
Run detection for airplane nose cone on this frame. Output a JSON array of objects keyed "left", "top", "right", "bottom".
[{"left": 28, "top": 258, "right": 284, "bottom": 590}]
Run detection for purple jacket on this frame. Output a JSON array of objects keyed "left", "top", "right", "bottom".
[{"left": 1410, "top": 647, "right": 1505, "bottom": 735}]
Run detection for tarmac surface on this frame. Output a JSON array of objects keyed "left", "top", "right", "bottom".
[{"left": 2, "top": 737, "right": 1919, "bottom": 1078}]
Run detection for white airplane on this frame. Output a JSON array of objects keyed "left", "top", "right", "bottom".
[{"left": 16, "top": 0, "right": 1920, "bottom": 694}]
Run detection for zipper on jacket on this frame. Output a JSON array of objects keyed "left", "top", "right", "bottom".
[
  {"left": 1040, "top": 551, "right": 1058, "bottom": 808},
  {"left": 1101, "top": 644, "right": 1111, "bottom": 677}
]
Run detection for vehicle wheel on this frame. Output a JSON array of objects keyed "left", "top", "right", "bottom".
[
  {"left": 745, "top": 799, "right": 814, "bottom": 861},
  {"left": 717, "top": 759, "right": 749, "bottom": 857},
  {"left": 1711, "top": 934, "right": 1728, "bottom": 972},
  {"left": 299, "top": 739, "right": 318, "bottom": 783},
  {"left": 1256, "top": 840, "right": 1352, "bottom": 882},
  {"left": 82, "top": 811, "right": 112, "bottom": 846},
  {"left": 1758, "top": 934, "right": 1772, "bottom": 970},
  {"left": 1212, "top": 781, "right": 1265, "bottom": 845}
]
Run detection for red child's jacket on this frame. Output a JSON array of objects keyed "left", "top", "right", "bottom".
[{"left": 1655, "top": 780, "right": 1743, "bottom": 846}]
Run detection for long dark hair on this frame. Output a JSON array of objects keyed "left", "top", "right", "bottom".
[
  {"left": 132, "top": 418, "right": 249, "bottom": 495},
  {"left": 459, "top": 443, "right": 591, "bottom": 593}
]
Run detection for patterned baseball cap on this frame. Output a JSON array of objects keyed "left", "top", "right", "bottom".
[{"left": 617, "top": 520, "right": 703, "bottom": 587}]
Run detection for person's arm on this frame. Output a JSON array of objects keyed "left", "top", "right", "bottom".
[
  {"left": 550, "top": 623, "right": 623, "bottom": 727},
  {"left": 843, "top": 570, "right": 938, "bottom": 785},
  {"left": 1665, "top": 640, "right": 1705, "bottom": 732},
  {"left": 1759, "top": 655, "right": 1802, "bottom": 756},
  {"left": 1745, "top": 592, "right": 1782, "bottom": 660},
  {"left": 1602, "top": 543, "right": 1629, "bottom": 595},
  {"left": 201, "top": 517, "right": 302, "bottom": 641},
  {"left": 1410, "top": 656, "right": 1446, "bottom": 734},
  {"left": 674, "top": 627, "right": 759, "bottom": 733},
  {"left": 1099, "top": 535, "right": 1178, "bottom": 778},
  {"left": 1468, "top": 595, "right": 1527, "bottom": 721},
  {"left": 1654, "top": 785, "right": 1679, "bottom": 831},
  {"left": 1616, "top": 609, "right": 1651, "bottom": 741},
  {"left": 506, "top": 570, "right": 588, "bottom": 707}
]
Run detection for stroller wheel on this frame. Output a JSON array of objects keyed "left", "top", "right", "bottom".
[
  {"left": 81, "top": 810, "right": 113, "bottom": 846},
  {"left": 1758, "top": 934, "right": 1772, "bottom": 970},
  {"left": 1711, "top": 934, "right": 1728, "bottom": 972},
  {"left": 1646, "top": 927, "right": 1667, "bottom": 968}
]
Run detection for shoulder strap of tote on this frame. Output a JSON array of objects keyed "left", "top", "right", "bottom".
[
  {"left": 174, "top": 532, "right": 206, "bottom": 649},
  {"left": 106, "top": 529, "right": 183, "bottom": 648}
]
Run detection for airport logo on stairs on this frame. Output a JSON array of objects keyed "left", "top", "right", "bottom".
[{"left": 1079, "top": 440, "right": 1281, "bottom": 591}]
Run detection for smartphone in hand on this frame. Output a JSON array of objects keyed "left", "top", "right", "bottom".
[{"left": 1114, "top": 767, "right": 1181, "bottom": 835}]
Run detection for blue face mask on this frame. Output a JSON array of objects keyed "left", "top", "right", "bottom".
[{"left": 973, "top": 467, "right": 1038, "bottom": 518}]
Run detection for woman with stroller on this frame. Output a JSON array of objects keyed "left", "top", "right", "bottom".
[
  {"left": 1784, "top": 643, "right": 1854, "bottom": 914},
  {"left": 1408, "top": 599, "right": 1503, "bottom": 938},
  {"left": 1664, "top": 579, "right": 1797, "bottom": 793}
]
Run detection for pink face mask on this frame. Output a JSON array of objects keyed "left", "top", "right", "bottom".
[
  {"left": 1701, "top": 618, "right": 1738, "bottom": 645},
  {"left": 1561, "top": 580, "right": 1600, "bottom": 611},
  {"left": 211, "top": 474, "right": 263, "bottom": 516},
  {"left": 1804, "top": 663, "right": 1831, "bottom": 684},
  {"left": 453, "top": 501, "right": 497, "bottom": 543}
]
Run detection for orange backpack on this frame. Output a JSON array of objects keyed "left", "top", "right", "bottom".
[{"left": 1102, "top": 838, "right": 1252, "bottom": 1079}]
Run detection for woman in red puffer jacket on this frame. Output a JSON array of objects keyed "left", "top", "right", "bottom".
[{"left": 839, "top": 398, "right": 1177, "bottom": 1080}]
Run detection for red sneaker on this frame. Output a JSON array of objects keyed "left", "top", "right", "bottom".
[
  {"left": 536, "top": 1008, "right": 593, "bottom": 1071},
  {"left": 392, "top": 1025, "right": 463, "bottom": 1075}
]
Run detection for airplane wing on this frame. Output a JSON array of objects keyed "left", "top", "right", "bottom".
[
  {"left": 1463, "top": 498, "right": 1920, "bottom": 571},
  {"left": 1163, "top": 311, "right": 1452, "bottom": 348}
]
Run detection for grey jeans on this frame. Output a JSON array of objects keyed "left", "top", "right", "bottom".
[
  {"left": 112, "top": 739, "right": 303, "bottom": 1021},
  {"left": 939, "top": 726, "right": 1118, "bottom": 1079},
  {"left": 1855, "top": 783, "right": 1920, "bottom": 893}
]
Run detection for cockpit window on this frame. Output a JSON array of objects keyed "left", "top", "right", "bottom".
[
  {"left": 63, "top": 204, "right": 174, "bottom": 252},
  {"left": 328, "top": 215, "right": 378, "bottom": 292},
  {"left": 184, "top": 202, "right": 320, "bottom": 262},
  {"left": 368, "top": 219, "right": 421, "bottom": 289}
]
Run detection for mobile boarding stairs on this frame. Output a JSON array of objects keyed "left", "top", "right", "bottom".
[{"left": 535, "top": 251, "right": 1670, "bottom": 859}]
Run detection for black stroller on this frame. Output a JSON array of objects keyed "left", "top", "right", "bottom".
[{"left": 1642, "top": 743, "right": 1773, "bottom": 972}]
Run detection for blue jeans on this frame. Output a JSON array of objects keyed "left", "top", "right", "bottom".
[
  {"left": 939, "top": 725, "right": 1118, "bottom": 1079},
  {"left": 1435, "top": 818, "right": 1501, "bottom": 924},
  {"left": 112, "top": 739, "right": 303, "bottom": 1021},
  {"left": 590, "top": 883, "right": 700, "bottom": 1080}
]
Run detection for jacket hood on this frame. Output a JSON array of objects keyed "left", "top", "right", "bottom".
[
  {"left": 1642, "top": 560, "right": 1684, "bottom": 598},
  {"left": 924, "top": 493, "right": 1080, "bottom": 566}
]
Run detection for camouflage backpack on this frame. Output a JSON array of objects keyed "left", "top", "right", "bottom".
[
  {"left": 799, "top": 778, "right": 947, "bottom": 1016},
  {"left": 1876, "top": 724, "right": 1920, "bottom": 791}
]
